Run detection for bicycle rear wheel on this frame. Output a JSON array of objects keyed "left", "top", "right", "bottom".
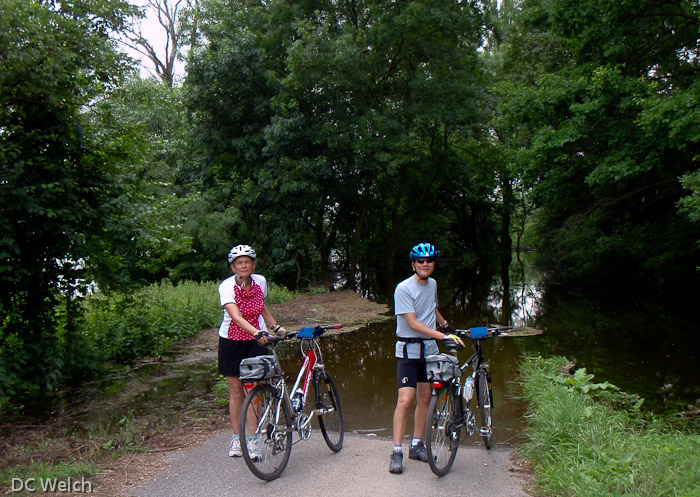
[
  {"left": 240, "top": 384, "right": 293, "bottom": 481},
  {"left": 315, "top": 371, "right": 344, "bottom": 452},
  {"left": 425, "top": 385, "right": 461, "bottom": 476},
  {"left": 477, "top": 368, "right": 493, "bottom": 449}
]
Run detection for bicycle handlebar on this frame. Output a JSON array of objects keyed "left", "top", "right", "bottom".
[
  {"left": 262, "top": 324, "right": 343, "bottom": 344},
  {"left": 454, "top": 326, "right": 513, "bottom": 339}
]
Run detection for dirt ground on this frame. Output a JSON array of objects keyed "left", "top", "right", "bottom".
[{"left": 78, "top": 290, "right": 392, "bottom": 497}]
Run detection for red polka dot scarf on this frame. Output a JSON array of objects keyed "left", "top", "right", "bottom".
[{"left": 227, "top": 280, "right": 265, "bottom": 340}]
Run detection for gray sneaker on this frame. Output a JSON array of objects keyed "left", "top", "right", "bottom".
[
  {"left": 247, "top": 437, "right": 261, "bottom": 461},
  {"left": 409, "top": 440, "right": 428, "bottom": 462},
  {"left": 228, "top": 436, "right": 242, "bottom": 457},
  {"left": 389, "top": 451, "right": 403, "bottom": 474}
]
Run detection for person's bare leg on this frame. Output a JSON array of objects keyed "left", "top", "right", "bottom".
[
  {"left": 227, "top": 376, "right": 245, "bottom": 433},
  {"left": 392, "top": 387, "right": 416, "bottom": 445},
  {"left": 413, "top": 382, "right": 432, "bottom": 439}
]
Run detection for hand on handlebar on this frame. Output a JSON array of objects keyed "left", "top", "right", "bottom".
[
  {"left": 440, "top": 323, "right": 457, "bottom": 334},
  {"left": 271, "top": 324, "right": 287, "bottom": 338},
  {"left": 442, "top": 334, "right": 465, "bottom": 352}
]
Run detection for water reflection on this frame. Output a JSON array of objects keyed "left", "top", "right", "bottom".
[
  {"left": 275, "top": 322, "right": 527, "bottom": 446},
  {"left": 439, "top": 252, "right": 699, "bottom": 415}
]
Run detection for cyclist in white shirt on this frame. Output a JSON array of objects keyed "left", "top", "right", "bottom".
[{"left": 217, "top": 244, "right": 286, "bottom": 458}]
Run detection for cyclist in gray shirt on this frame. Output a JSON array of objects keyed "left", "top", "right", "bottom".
[{"left": 389, "top": 242, "right": 463, "bottom": 474}]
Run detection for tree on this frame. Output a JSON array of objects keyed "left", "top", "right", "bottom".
[
  {"left": 0, "top": 0, "right": 140, "bottom": 395},
  {"left": 123, "top": 0, "right": 190, "bottom": 87},
  {"left": 184, "top": 0, "right": 490, "bottom": 289},
  {"left": 493, "top": 0, "right": 700, "bottom": 290},
  {"left": 85, "top": 77, "right": 195, "bottom": 289}
]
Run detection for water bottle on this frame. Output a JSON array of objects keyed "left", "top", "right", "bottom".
[
  {"left": 292, "top": 389, "right": 303, "bottom": 412},
  {"left": 463, "top": 377, "right": 475, "bottom": 401}
]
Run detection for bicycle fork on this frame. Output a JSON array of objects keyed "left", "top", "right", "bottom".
[{"left": 478, "top": 368, "right": 493, "bottom": 438}]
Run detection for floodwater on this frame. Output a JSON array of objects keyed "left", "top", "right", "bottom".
[
  {"left": 5, "top": 253, "right": 698, "bottom": 446},
  {"left": 260, "top": 252, "right": 700, "bottom": 443}
]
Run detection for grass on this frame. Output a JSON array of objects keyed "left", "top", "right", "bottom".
[
  {"left": 518, "top": 356, "right": 700, "bottom": 497},
  {"left": 0, "top": 412, "right": 145, "bottom": 495},
  {"left": 79, "top": 279, "right": 294, "bottom": 364}
]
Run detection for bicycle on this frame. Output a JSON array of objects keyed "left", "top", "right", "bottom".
[
  {"left": 424, "top": 325, "right": 512, "bottom": 477},
  {"left": 238, "top": 324, "right": 344, "bottom": 481}
]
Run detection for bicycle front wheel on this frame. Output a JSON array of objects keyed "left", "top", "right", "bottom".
[
  {"left": 240, "top": 384, "right": 293, "bottom": 481},
  {"left": 425, "top": 385, "right": 461, "bottom": 476},
  {"left": 477, "top": 368, "right": 493, "bottom": 449},
  {"left": 315, "top": 371, "right": 344, "bottom": 452}
]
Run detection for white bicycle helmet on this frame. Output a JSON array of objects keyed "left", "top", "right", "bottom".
[{"left": 227, "top": 244, "right": 257, "bottom": 263}]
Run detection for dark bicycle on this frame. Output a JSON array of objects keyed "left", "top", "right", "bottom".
[{"left": 424, "top": 325, "right": 512, "bottom": 476}]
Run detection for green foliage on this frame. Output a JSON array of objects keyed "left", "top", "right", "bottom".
[
  {"left": 489, "top": 0, "right": 700, "bottom": 290},
  {"left": 212, "top": 375, "right": 229, "bottom": 406},
  {"left": 84, "top": 77, "right": 196, "bottom": 290},
  {"left": 265, "top": 282, "right": 294, "bottom": 305},
  {"left": 0, "top": 280, "right": 221, "bottom": 405},
  {"left": 0, "top": 0, "right": 141, "bottom": 401},
  {"left": 519, "top": 356, "right": 700, "bottom": 497},
  {"left": 79, "top": 280, "right": 221, "bottom": 363},
  {"left": 182, "top": 0, "right": 494, "bottom": 289}
]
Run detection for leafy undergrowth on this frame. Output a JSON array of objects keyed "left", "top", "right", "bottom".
[{"left": 518, "top": 356, "right": 700, "bottom": 497}]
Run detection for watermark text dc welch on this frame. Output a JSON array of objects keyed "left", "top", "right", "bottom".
[{"left": 11, "top": 477, "right": 93, "bottom": 493}]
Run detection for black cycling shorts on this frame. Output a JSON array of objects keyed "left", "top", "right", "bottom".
[
  {"left": 397, "top": 358, "right": 429, "bottom": 389},
  {"left": 218, "top": 336, "right": 268, "bottom": 377}
]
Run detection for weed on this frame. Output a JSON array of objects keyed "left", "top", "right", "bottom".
[{"left": 518, "top": 356, "right": 700, "bottom": 497}]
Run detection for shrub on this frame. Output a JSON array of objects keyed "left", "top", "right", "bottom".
[
  {"left": 518, "top": 356, "right": 700, "bottom": 497},
  {"left": 79, "top": 280, "right": 222, "bottom": 363}
]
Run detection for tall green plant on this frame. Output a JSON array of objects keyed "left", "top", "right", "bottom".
[
  {"left": 519, "top": 356, "right": 700, "bottom": 497},
  {"left": 79, "top": 280, "right": 222, "bottom": 363}
]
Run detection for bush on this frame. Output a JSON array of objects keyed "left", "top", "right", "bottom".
[
  {"left": 79, "top": 280, "right": 222, "bottom": 363},
  {"left": 518, "top": 356, "right": 700, "bottom": 497}
]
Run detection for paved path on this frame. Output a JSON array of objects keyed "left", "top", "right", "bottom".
[{"left": 124, "top": 432, "right": 530, "bottom": 497}]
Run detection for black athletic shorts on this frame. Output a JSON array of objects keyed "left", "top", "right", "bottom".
[
  {"left": 397, "top": 358, "right": 429, "bottom": 389},
  {"left": 218, "top": 336, "right": 269, "bottom": 377}
]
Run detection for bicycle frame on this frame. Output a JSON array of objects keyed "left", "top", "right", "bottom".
[
  {"left": 425, "top": 325, "right": 512, "bottom": 475},
  {"left": 243, "top": 326, "right": 337, "bottom": 439},
  {"left": 289, "top": 337, "right": 328, "bottom": 437},
  {"left": 430, "top": 327, "right": 510, "bottom": 437}
]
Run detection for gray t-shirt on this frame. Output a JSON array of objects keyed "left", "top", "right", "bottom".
[{"left": 394, "top": 275, "right": 439, "bottom": 359}]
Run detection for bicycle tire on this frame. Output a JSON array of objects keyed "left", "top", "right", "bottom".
[
  {"left": 477, "top": 368, "right": 493, "bottom": 449},
  {"left": 425, "top": 385, "right": 461, "bottom": 476},
  {"left": 240, "top": 384, "right": 293, "bottom": 481},
  {"left": 315, "top": 371, "right": 344, "bottom": 452}
]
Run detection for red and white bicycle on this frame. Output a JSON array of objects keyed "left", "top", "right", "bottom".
[{"left": 238, "top": 324, "right": 344, "bottom": 480}]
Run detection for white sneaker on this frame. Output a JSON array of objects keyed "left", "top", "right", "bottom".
[
  {"left": 247, "top": 437, "right": 261, "bottom": 461},
  {"left": 229, "top": 436, "right": 242, "bottom": 457}
]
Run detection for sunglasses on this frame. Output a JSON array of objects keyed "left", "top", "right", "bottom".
[{"left": 414, "top": 258, "right": 435, "bottom": 264}]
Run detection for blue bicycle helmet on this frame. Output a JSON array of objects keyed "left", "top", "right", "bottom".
[{"left": 409, "top": 242, "right": 438, "bottom": 259}]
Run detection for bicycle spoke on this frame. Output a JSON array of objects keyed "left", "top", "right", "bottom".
[
  {"left": 315, "top": 371, "right": 344, "bottom": 452},
  {"left": 240, "top": 385, "right": 293, "bottom": 481},
  {"left": 425, "top": 386, "right": 461, "bottom": 476}
]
